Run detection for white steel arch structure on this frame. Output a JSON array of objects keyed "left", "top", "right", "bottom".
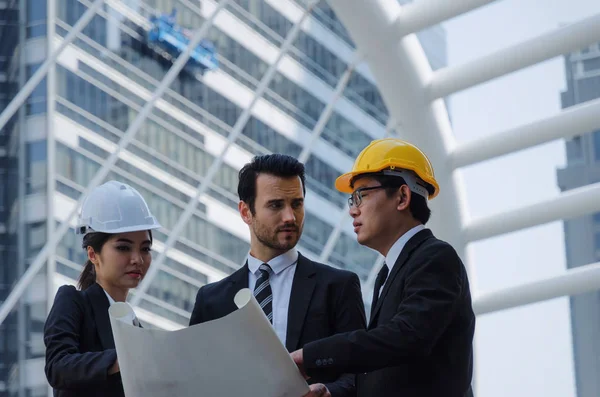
[
  {"left": 1, "top": 0, "right": 600, "bottom": 394},
  {"left": 321, "top": 0, "right": 600, "bottom": 311}
]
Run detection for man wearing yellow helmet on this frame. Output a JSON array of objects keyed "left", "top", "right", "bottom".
[{"left": 291, "top": 138, "right": 475, "bottom": 397}]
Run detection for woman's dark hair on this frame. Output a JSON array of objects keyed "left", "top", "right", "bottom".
[
  {"left": 77, "top": 231, "right": 154, "bottom": 290},
  {"left": 78, "top": 232, "right": 112, "bottom": 290}
]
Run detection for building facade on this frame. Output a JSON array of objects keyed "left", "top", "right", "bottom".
[
  {"left": 0, "top": 0, "right": 447, "bottom": 395},
  {"left": 556, "top": 42, "right": 600, "bottom": 397}
]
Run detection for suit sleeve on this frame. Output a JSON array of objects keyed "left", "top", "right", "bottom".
[
  {"left": 44, "top": 285, "right": 118, "bottom": 389},
  {"left": 324, "top": 272, "right": 367, "bottom": 397},
  {"left": 189, "top": 285, "right": 204, "bottom": 326},
  {"left": 304, "top": 246, "right": 463, "bottom": 377}
]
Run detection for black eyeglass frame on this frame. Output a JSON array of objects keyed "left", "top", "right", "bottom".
[{"left": 347, "top": 185, "right": 387, "bottom": 209}]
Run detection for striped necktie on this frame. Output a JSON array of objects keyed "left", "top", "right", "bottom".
[{"left": 254, "top": 263, "right": 273, "bottom": 323}]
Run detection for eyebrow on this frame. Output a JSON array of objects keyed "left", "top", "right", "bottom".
[
  {"left": 115, "top": 238, "right": 152, "bottom": 245},
  {"left": 266, "top": 197, "right": 304, "bottom": 204}
]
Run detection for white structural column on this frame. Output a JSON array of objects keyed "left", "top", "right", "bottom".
[
  {"left": 464, "top": 181, "right": 600, "bottom": 243},
  {"left": 0, "top": 0, "right": 105, "bottom": 132},
  {"left": 474, "top": 262, "right": 600, "bottom": 315},
  {"left": 298, "top": 57, "right": 359, "bottom": 163},
  {"left": 326, "top": 0, "right": 468, "bottom": 258},
  {"left": 130, "top": 0, "right": 319, "bottom": 307},
  {"left": 0, "top": 1, "right": 227, "bottom": 326},
  {"left": 450, "top": 97, "right": 600, "bottom": 168},
  {"left": 393, "top": 0, "right": 498, "bottom": 38},
  {"left": 427, "top": 13, "right": 600, "bottom": 100}
]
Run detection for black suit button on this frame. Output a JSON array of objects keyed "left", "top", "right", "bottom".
[
  {"left": 316, "top": 359, "right": 322, "bottom": 366},
  {"left": 327, "top": 358, "right": 334, "bottom": 365}
]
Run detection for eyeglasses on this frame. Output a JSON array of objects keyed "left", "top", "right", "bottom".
[{"left": 347, "top": 185, "right": 386, "bottom": 209}]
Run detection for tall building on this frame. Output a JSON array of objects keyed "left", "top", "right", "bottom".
[
  {"left": 556, "top": 42, "right": 600, "bottom": 397},
  {"left": 0, "top": 0, "right": 446, "bottom": 395}
]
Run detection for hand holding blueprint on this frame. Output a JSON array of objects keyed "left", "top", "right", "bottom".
[{"left": 109, "top": 288, "right": 309, "bottom": 397}]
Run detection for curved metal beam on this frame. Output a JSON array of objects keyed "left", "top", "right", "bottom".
[
  {"left": 464, "top": 181, "right": 600, "bottom": 243},
  {"left": 474, "top": 261, "right": 600, "bottom": 315},
  {"left": 450, "top": 97, "right": 600, "bottom": 168},
  {"left": 393, "top": 0, "right": 498, "bottom": 38},
  {"left": 427, "top": 13, "right": 600, "bottom": 99}
]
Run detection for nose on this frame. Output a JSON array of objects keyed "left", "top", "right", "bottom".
[
  {"left": 349, "top": 205, "right": 360, "bottom": 218},
  {"left": 282, "top": 205, "right": 296, "bottom": 223},
  {"left": 131, "top": 251, "right": 144, "bottom": 265}
]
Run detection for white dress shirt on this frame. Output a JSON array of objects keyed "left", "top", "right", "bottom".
[
  {"left": 103, "top": 289, "right": 139, "bottom": 326},
  {"left": 247, "top": 248, "right": 298, "bottom": 346},
  {"left": 381, "top": 224, "right": 426, "bottom": 290}
]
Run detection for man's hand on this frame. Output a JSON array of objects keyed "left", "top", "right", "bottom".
[
  {"left": 291, "top": 349, "right": 308, "bottom": 379},
  {"left": 303, "top": 383, "right": 331, "bottom": 397},
  {"left": 108, "top": 358, "right": 120, "bottom": 375}
]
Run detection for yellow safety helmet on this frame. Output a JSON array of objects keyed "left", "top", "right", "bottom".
[{"left": 335, "top": 138, "right": 440, "bottom": 199}]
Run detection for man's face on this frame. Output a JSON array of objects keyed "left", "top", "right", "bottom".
[
  {"left": 241, "top": 174, "right": 305, "bottom": 255},
  {"left": 349, "top": 176, "right": 402, "bottom": 252}
]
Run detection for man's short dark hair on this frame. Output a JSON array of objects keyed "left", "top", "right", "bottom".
[
  {"left": 352, "top": 173, "right": 431, "bottom": 225},
  {"left": 238, "top": 154, "right": 306, "bottom": 214}
]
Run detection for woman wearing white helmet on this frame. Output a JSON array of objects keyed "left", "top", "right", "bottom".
[{"left": 43, "top": 181, "right": 161, "bottom": 397}]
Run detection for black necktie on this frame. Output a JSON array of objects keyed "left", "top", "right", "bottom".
[
  {"left": 371, "top": 263, "right": 389, "bottom": 309},
  {"left": 254, "top": 263, "right": 273, "bottom": 323}
]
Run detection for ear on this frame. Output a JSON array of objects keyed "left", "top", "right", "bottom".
[
  {"left": 87, "top": 246, "right": 99, "bottom": 267},
  {"left": 238, "top": 201, "right": 253, "bottom": 226},
  {"left": 397, "top": 185, "right": 411, "bottom": 212}
]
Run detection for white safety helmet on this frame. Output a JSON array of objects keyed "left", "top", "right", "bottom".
[{"left": 76, "top": 180, "right": 161, "bottom": 235}]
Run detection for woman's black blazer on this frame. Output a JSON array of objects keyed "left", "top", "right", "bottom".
[{"left": 44, "top": 282, "right": 125, "bottom": 397}]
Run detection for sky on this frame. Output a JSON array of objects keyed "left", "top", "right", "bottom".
[{"left": 443, "top": 1, "right": 600, "bottom": 396}]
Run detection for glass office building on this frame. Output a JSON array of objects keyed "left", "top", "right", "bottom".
[
  {"left": 0, "top": 0, "right": 446, "bottom": 394},
  {"left": 556, "top": 42, "right": 600, "bottom": 397}
]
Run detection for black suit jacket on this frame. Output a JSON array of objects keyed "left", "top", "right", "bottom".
[
  {"left": 303, "top": 229, "right": 476, "bottom": 397},
  {"left": 44, "top": 282, "right": 125, "bottom": 397},
  {"left": 189, "top": 252, "right": 367, "bottom": 397}
]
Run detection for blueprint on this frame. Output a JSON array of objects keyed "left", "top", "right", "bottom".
[{"left": 109, "top": 288, "right": 309, "bottom": 397}]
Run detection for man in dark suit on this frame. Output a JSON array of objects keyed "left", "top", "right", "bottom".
[
  {"left": 189, "top": 154, "right": 366, "bottom": 397},
  {"left": 291, "top": 138, "right": 476, "bottom": 397}
]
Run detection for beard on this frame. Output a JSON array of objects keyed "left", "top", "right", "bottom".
[{"left": 252, "top": 221, "right": 302, "bottom": 252}]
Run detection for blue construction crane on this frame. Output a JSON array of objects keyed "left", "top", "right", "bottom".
[{"left": 147, "top": 8, "right": 218, "bottom": 75}]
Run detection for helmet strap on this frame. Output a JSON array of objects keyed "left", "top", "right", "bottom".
[{"left": 381, "top": 169, "right": 429, "bottom": 200}]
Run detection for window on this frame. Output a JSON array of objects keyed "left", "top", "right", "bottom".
[
  {"left": 26, "top": 0, "right": 47, "bottom": 38},
  {"left": 583, "top": 57, "right": 600, "bottom": 73},
  {"left": 594, "top": 131, "right": 600, "bottom": 163},
  {"left": 26, "top": 64, "right": 46, "bottom": 115},
  {"left": 26, "top": 221, "right": 46, "bottom": 253},
  {"left": 26, "top": 140, "right": 47, "bottom": 194}
]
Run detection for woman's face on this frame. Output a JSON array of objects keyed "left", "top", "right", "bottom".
[{"left": 89, "top": 231, "right": 153, "bottom": 290}]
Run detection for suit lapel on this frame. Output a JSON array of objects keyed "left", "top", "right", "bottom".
[
  {"left": 285, "top": 253, "right": 316, "bottom": 352},
  {"left": 85, "top": 283, "right": 115, "bottom": 350},
  {"left": 369, "top": 229, "right": 434, "bottom": 325}
]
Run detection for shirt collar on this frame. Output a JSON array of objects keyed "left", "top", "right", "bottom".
[
  {"left": 385, "top": 224, "right": 425, "bottom": 268},
  {"left": 103, "top": 289, "right": 116, "bottom": 306},
  {"left": 247, "top": 248, "right": 299, "bottom": 275}
]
